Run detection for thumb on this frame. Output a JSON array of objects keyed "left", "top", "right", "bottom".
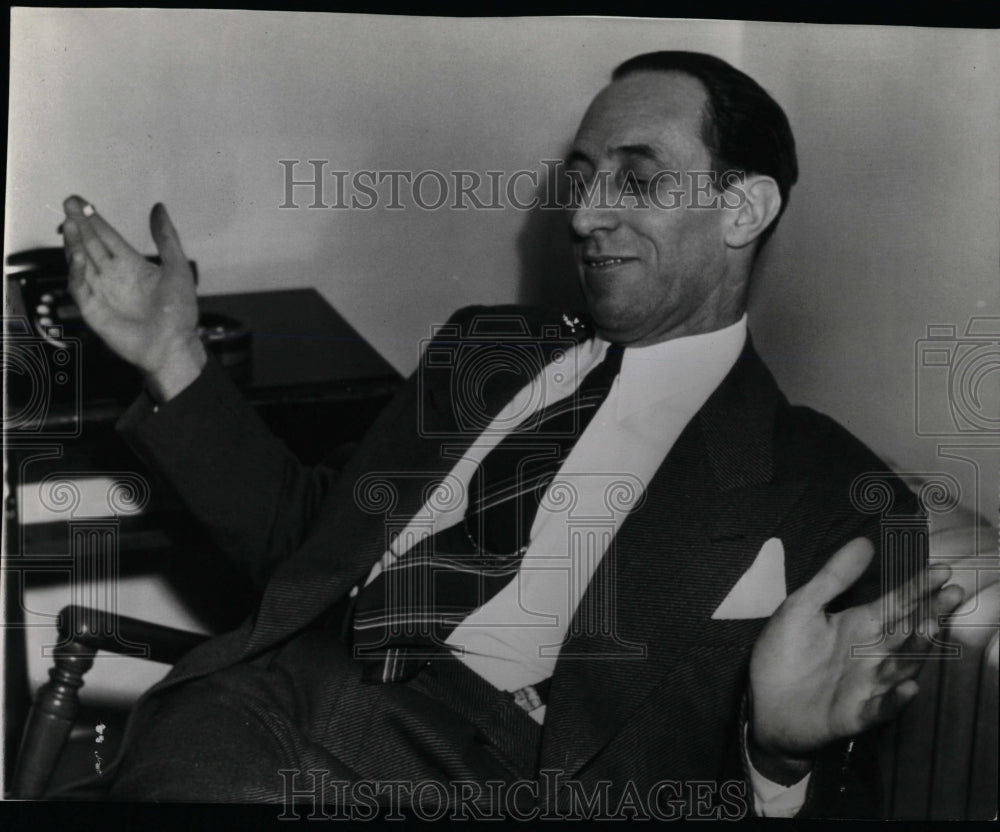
[
  {"left": 149, "top": 202, "right": 187, "bottom": 268},
  {"left": 800, "top": 536, "right": 875, "bottom": 609}
]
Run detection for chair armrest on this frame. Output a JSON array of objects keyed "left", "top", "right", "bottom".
[
  {"left": 11, "top": 605, "right": 211, "bottom": 799},
  {"left": 59, "top": 605, "right": 211, "bottom": 665}
]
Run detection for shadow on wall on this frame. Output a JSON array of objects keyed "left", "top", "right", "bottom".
[{"left": 515, "top": 147, "right": 586, "bottom": 314}]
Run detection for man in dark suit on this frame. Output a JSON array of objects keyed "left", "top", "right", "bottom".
[{"left": 59, "top": 51, "right": 962, "bottom": 817}]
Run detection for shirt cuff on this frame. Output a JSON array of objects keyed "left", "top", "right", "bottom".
[{"left": 743, "top": 721, "right": 811, "bottom": 818}]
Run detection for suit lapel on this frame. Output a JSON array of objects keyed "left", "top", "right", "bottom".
[
  {"left": 540, "top": 339, "right": 806, "bottom": 777},
  {"left": 245, "top": 306, "right": 587, "bottom": 655}
]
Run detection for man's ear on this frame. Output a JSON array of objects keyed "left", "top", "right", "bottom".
[{"left": 723, "top": 174, "right": 782, "bottom": 249}]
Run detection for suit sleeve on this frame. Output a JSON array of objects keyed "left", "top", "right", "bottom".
[
  {"left": 115, "top": 305, "right": 486, "bottom": 590},
  {"left": 116, "top": 356, "right": 349, "bottom": 589},
  {"left": 798, "top": 477, "right": 925, "bottom": 819},
  {"left": 791, "top": 462, "right": 927, "bottom": 819},
  {"left": 732, "top": 404, "right": 927, "bottom": 819}
]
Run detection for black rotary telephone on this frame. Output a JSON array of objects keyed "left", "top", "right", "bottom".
[{"left": 5, "top": 247, "right": 252, "bottom": 406}]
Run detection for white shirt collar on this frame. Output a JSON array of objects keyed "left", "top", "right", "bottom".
[{"left": 597, "top": 314, "right": 748, "bottom": 422}]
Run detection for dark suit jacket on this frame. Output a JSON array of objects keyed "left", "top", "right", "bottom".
[{"left": 114, "top": 304, "right": 922, "bottom": 818}]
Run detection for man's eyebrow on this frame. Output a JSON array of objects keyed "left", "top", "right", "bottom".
[
  {"left": 564, "top": 144, "right": 672, "bottom": 168},
  {"left": 615, "top": 143, "right": 669, "bottom": 165}
]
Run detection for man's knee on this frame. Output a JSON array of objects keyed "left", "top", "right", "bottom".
[{"left": 110, "top": 676, "right": 297, "bottom": 801}]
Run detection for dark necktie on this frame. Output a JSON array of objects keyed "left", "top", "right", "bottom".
[{"left": 352, "top": 343, "right": 624, "bottom": 683}]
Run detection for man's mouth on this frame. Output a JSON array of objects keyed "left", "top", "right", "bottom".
[{"left": 581, "top": 255, "right": 635, "bottom": 270}]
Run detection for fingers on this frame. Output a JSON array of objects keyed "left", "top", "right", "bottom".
[
  {"left": 61, "top": 214, "right": 101, "bottom": 278},
  {"left": 149, "top": 202, "right": 187, "bottom": 268},
  {"left": 62, "top": 195, "right": 138, "bottom": 263},
  {"left": 88, "top": 207, "right": 139, "bottom": 259},
  {"left": 877, "top": 651, "right": 924, "bottom": 687},
  {"left": 876, "top": 624, "right": 938, "bottom": 680},
  {"left": 63, "top": 194, "right": 93, "bottom": 219},
  {"left": 927, "top": 583, "right": 966, "bottom": 628},
  {"left": 64, "top": 239, "right": 94, "bottom": 308},
  {"left": 62, "top": 216, "right": 109, "bottom": 276},
  {"left": 64, "top": 196, "right": 109, "bottom": 267},
  {"left": 879, "top": 563, "right": 952, "bottom": 625},
  {"left": 876, "top": 581, "right": 966, "bottom": 658},
  {"left": 859, "top": 679, "right": 920, "bottom": 728},
  {"left": 872, "top": 568, "right": 965, "bottom": 646},
  {"left": 801, "top": 537, "right": 875, "bottom": 609},
  {"left": 901, "top": 581, "right": 965, "bottom": 646}
]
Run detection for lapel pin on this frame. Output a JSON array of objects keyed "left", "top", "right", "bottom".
[{"left": 561, "top": 313, "right": 583, "bottom": 334}]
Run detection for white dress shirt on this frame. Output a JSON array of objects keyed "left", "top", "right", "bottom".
[{"left": 362, "top": 313, "right": 807, "bottom": 815}]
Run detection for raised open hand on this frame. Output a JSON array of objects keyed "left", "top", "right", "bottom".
[
  {"left": 748, "top": 536, "right": 965, "bottom": 764},
  {"left": 62, "top": 195, "right": 206, "bottom": 400}
]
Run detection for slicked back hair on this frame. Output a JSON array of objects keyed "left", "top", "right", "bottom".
[{"left": 612, "top": 51, "right": 798, "bottom": 249}]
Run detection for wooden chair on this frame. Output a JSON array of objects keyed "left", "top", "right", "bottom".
[
  {"left": 11, "top": 530, "right": 999, "bottom": 815},
  {"left": 11, "top": 605, "right": 209, "bottom": 799}
]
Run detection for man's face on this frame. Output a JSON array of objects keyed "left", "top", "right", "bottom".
[{"left": 568, "top": 71, "right": 743, "bottom": 346}]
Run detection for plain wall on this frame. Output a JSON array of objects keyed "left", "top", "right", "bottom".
[{"left": 6, "top": 11, "right": 998, "bottom": 703}]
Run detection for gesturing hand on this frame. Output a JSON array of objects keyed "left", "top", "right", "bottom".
[
  {"left": 62, "top": 195, "right": 206, "bottom": 401},
  {"left": 748, "top": 536, "right": 964, "bottom": 766}
]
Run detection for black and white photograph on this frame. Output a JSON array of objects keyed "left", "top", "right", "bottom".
[{"left": 3, "top": 8, "right": 998, "bottom": 823}]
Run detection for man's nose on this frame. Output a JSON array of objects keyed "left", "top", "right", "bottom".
[{"left": 569, "top": 196, "right": 620, "bottom": 239}]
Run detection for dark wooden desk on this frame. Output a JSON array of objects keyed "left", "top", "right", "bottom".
[
  {"left": 19, "top": 287, "right": 401, "bottom": 429},
  {"left": 3, "top": 287, "right": 403, "bottom": 784}
]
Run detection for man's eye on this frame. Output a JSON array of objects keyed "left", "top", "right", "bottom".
[
  {"left": 621, "top": 168, "right": 642, "bottom": 181},
  {"left": 619, "top": 170, "right": 651, "bottom": 191},
  {"left": 565, "top": 172, "right": 592, "bottom": 201}
]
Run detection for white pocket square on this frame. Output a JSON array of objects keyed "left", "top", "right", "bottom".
[{"left": 711, "top": 537, "right": 787, "bottom": 619}]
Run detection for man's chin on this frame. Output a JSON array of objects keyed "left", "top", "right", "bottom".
[{"left": 586, "top": 312, "right": 643, "bottom": 346}]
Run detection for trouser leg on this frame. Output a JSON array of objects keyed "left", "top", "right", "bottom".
[{"left": 109, "top": 628, "right": 541, "bottom": 805}]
